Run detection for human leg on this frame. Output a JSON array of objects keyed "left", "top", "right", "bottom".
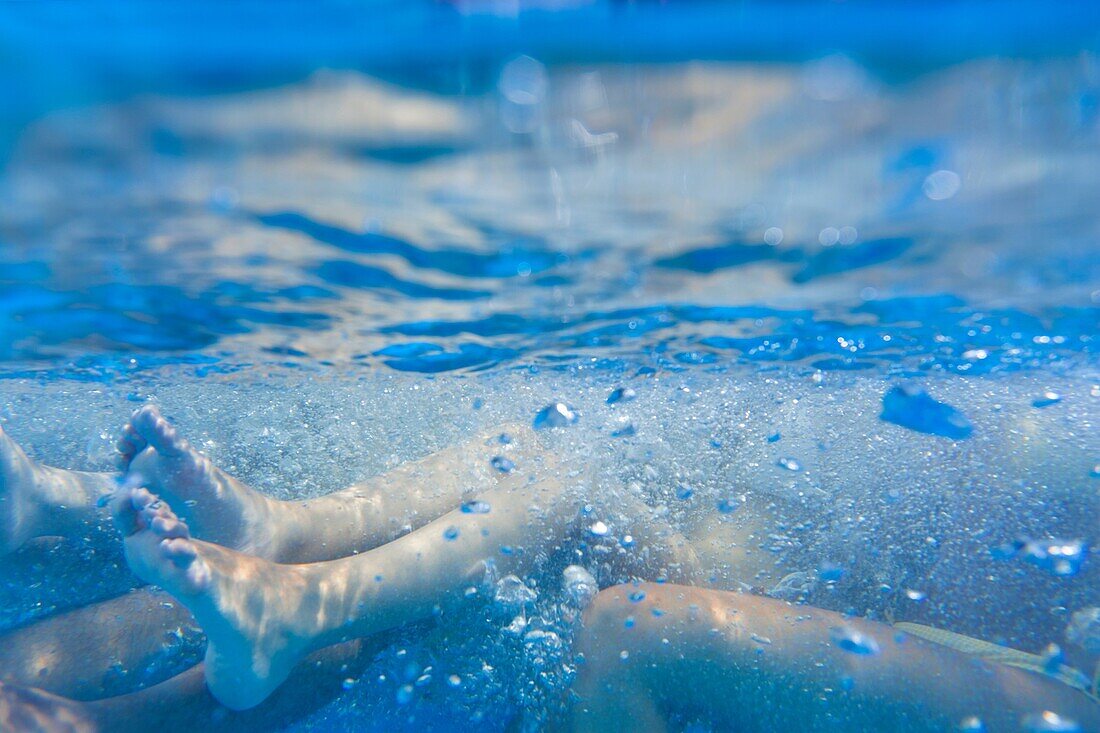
[
  {"left": 566, "top": 583, "right": 1100, "bottom": 732},
  {"left": 0, "top": 413, "right": 544, "bottom": 704},
  {"left": 0, "top": 590, "right": 199, "bottom": 700},
  {"left": 0, "top": 415, "right": 568, "bottom": 702},
  {"left": 0, "top": 678, "right": 98, "bottom": 733},
  {"left": 113, "top": 423, "right": 701, "bottom": 712},
  {"left": 3, "top": 403, "right": 540, "bottom": 562},
  {"left": 8, "top": 404, "right": 700, "bottom": 705},
  {"left": 111, "top": 433, "right": 586, "bottom": 710},
  {"left": 0, "top": 424, "right": 116, "bottom": 555},
  {"left": 0, "top": 634, "right": 391, "bottom": 733},
  {"left": 120, "top": 405, "right": 549, "bottom": 562}
]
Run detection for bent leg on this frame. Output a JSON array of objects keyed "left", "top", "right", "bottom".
[
  {"left": 0, "top": 420, "right": 571, "bottom": 701},
  {"left": 0, "top": 633, "right": 393, "bottom": 733},
  {"left": 262, "top": 422, "right": 552, "bottom": 562},
  {"left": 0, "top": 589, "right": 200, "bottom": 700},
  {"left": 0, "top": 679, "right": 99, "bottom": 733},
  {"left": 1, "top": 415, "right": 520, "bottom": 701},
  {"left": 567, "top": 584, "right": 1100, "bottom": 732}
]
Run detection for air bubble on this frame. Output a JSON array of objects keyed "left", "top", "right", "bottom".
[
  {"left": 461, "top": 500, "right": 491, "bottom": 514},
  {"left": 607, "top": 387, "right": 636, "bottom": 405},
  {"left": 490, "top": 456, "right": 515, "bottom": 473},
  {"left": 589, "top": 521, "right": 609, "bottom": 537},
  {"left": 563, "top": 565, "right": 598, "bottom": 608},
  {"left": 829, "top": 626, "right": 880, "bottom": 655},
  {"left": 533, "top": 402, "right": 578, "bottom": 429},
  {"left": 923, "top": 170, "right": 961, "bottom": 200},
  {"left": 777, "top": 456, "right": 802, "bottom": 472}
]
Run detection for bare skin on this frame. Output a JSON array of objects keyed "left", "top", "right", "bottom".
[
  {"left": 108, "top": 425, "right": 699, "bottom": 711},
  {"left": 8, "top": 574, "right": 1097, "bottom": 732},
  {"left": 0, "top": 407, "right": 570, "bottom": 698},
  {"left": 0, "top": 425, "right": 116, "bottom": 555},
  {"left": 1, "top": 405, "right": 540, "bottom": 562},
  {"left": 0, "top": 409, "right": 558, "bottom": 701},
  {"left": 12, "top": 409, "right": 1094, "bottom": 730},
  {"left": 0, "top": 634, "right": 396, "bottom": 733},
  {"left": 2, "top": 408, "right": 700, "bottom": 704},
  {"left": 110, "top": 440, "right": 587, "bottom": 710},
  {"left": 0, "top": 679, "right": 97, "bottom": 733},
  {"left": 118, "top": 405, "right": 539, "bottom": 562},
  {"left": 0, "top": 590, "right": 201, "bottom": 701},
  {"left": 111, "top": 483, "right": 1099, "bottom": 725},
  {"left": 566, "top": 583, "right": 1100, "bottom": 732}
]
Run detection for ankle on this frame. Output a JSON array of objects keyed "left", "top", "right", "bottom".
[{"left": 236, "top": 491, "right": 293, "bottom": 560}]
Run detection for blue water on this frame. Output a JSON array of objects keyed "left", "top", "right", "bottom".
[{"left": 1, "top": 5, "right": 1099, "bottom": 731}]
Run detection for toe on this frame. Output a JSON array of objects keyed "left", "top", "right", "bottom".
[
  {"left": 116, "top": 423, "right": 147, "bottom": 467},
  {"left": 132, "top": 405, "right": 189, "bottom": 458},
  {"left": 128, "top": 406, "right": 161, "bottom": 442},
  {"left": 152, "top": 514, "right": 189, "bottom": 540},
  {"left": 109, "top": 488, "right": 143, "bottom": 536},
  {"left": 130, "top": 404, "right": 161, "bottom": 424},
  {"left": 139, "top": 499, "right": 173, "bottom": 529},
  {"left": 130, "top": 487, "right": 157, "bottom": 510},
  {"left": 161, "top": 536, "right": 198, "bottom": 566}
]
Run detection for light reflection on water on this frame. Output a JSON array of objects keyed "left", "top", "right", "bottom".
[{"left": 0, "top": 60, "right": 1096, "bottom": 380}]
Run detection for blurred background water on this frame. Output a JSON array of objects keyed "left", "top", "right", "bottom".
[{"left": 0, "top": 2, "right": 1098, "bottom": 731}]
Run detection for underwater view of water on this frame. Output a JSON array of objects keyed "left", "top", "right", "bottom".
[{"left": 0, "top": 3, "right": 1098, "bottom": 731}]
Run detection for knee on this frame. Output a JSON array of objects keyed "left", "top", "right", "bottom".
[
  {"left": 580, "top": 583, "right": 672, "bottom": 643},
  {"left": 577, "top": 585, "right": 631, "bottom": 653},
  {"left": 583, "top": 584, "right": 636, "bottom": 625}
]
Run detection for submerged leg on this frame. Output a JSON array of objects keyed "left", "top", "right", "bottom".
[
  {"left": 0, "top": 679, "right": 99, "bottom": 733},
  {"left": 3, "top": 402, "right": 543, "bottom": 562},
  {"left": 0, "top": 424, "right": 116, "bottom": 555},
  {"left": 84, "top": 637, "right": 382, "bottom": 733},
  {"left": 0, "top": 589, "right": 200, "bottom": 700},
  {"left": 14, "top": 413, "right": 696, "bottom": 704},
  {"left": 567, "top": 583, "right": 1100, "bottom": 732},
  {"left": 112, "top": 432, "right": 586, "bottom": 710},
  {"left": 0, "top": 634, "right": 393, "bottom": 733},
  {"left": 0, "top": 417, "right": 541, "bottom": 702},
  {"left": 121, "top": 405, "right": 545, "bottom": 562}
]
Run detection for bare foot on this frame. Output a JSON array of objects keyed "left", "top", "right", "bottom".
[
  {"left": 0, "top": 426, "right": 114, "bottom": 555},
  {"left": 111, "top": 487, "right": 308, "bottom": 711},
  {"left": 119, "top": 406, "right": 272, "bottom": 554},
  {"left": 0, "top": 425, "right": 46, "bottom": 555}
]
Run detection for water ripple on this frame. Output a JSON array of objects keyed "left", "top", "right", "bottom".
[
  {"left": 313, "top": 260, "right": 492, "bottom": 300},
  {"left": 260, "top": 211, "right": 560, "bottom": 279}
]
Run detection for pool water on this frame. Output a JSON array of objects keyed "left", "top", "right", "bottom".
[{"left": 0, "top": 46, "right": 1098, "bottom": 732}]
